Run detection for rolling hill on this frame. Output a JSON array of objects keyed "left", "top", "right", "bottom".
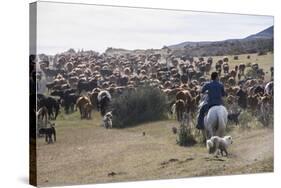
[
  {"left": 245, "top": 26, "right": 273, "bottom": 40},
  {"left": 168, "top": 26, "right": 273, "bottom": 57}
]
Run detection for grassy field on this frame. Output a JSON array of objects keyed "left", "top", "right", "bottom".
[
  {"left": 195, "top": 52, "right": 273, "bottom": 81},
  {"left": 36, "top": 52, "right": 274, "bottom": 187},
  {"left": 37, "top": 111, "right": 273, "bottom": 187}
]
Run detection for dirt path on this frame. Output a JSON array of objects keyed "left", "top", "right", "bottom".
[{"left": 36, "top": 118, "right": 273, "bottom": 187}]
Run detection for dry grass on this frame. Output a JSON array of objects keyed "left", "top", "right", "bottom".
[
  {"left": 36, "top": 52, "right": 274, "bottom": 186},
  {"left": 37, "top": 111, "right": 273, "bottom": 187},
  {"left": 194, "top": 52, "right": 273, "bottom": 81}
]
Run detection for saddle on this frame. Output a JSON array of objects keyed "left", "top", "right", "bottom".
[
  {"left": 204, "top": 104, "right": 222, "bottom": 118},
  {"left": 207, "top": 104, "right": 221, "bottom": 110}
]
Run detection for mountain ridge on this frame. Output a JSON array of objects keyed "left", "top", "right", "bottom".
[
  {"left": 168, "top": 26, "right": 273, "bottom": 49},
  {"left": 166, "top": 26, "right": 273, "bottom": 56}
]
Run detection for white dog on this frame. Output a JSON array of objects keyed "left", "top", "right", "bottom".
[
  {"left": 206, "top": 136, "right": 233, "bottom": 157},
  {"left": 103, "top": 111, "right": 113, "bottom": 129}
]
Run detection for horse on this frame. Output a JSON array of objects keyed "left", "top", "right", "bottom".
[
  {"left": 204, "top": 105, "right": 228, "bottom": 139},
  {"left": 198, "top": 96, "right": 228, "bottom": 141}
]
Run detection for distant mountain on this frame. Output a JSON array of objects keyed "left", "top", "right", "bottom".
[
  {"left": 168, "top": 41, "right": 212, "bottom": 49},
  {"left": 105, "top": 26, "right": 273, "bottom": 57},
  {"left": 168, "top": 26, "right": 273, "bottom": 56},
  {"left": 245, "top": 26, "right": 273, "bottom": 40}
]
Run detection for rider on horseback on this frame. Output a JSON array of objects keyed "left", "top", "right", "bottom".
[{"left": 196, "top": 72, "right": 226, "bottom": 130}]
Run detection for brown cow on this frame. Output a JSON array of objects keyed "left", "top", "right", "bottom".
[
  {"left": 84, "top": 102, "right": 94, "bottom": 119},
  {"left": 176, "top": 90, "right": 193, "bottom": 113},
  {"left": 236, "top": 88, "right": 247, "bottom": 109},
  {"left": 238, "top": 63, "right": 246, "bottom": 75},
  {"left": 223, "top": 57, "right": 229, "bottom": 62},
  {"left": 248, "top": 95, "right": 259, "bottom": 114},
  {"left": 226, "top": 95, "right": 237, "bottom": 106},
  {"left": 76, "top": 96, "right": 91, "bottom": 119},
  {"left": 89, "top": 90, "right": 100, "bottom": 110},
  {"left": 259, "top": 94, "right": 273, "bottom": 125},
  {"left": 65, "top": 62, "right": 74, "bottom": 72},
  {"left": 223, "top": 63, "right": 229, "bottom": 74},
  {"left": 226, "top": 86, "right": 239, "bottom": 96},
  {"left": 228, "top": 77, "right": 236, "bottom": 86},
  {"left": 229, "top": 69, "right": 237, "bottom": 78},
  {"left": 175, "top": 99, "right": 186, "bottom": 121}
]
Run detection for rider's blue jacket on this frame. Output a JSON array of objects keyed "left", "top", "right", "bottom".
[{"left": 201, "top": 80, "right": 226, "bottom": 106}]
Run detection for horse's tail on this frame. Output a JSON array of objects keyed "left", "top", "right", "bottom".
[
  {"left": 214, "top": 111, "right": 220, "bottom": 133},
  {"left": 216, "top": 107, "right": 227, "bottom": 136}
]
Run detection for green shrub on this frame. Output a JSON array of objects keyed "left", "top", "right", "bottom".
[
  {"left": 111, "top": 85, "right": 168, "bottom": 128},
  {"left": 239, "top": 110, "right": 254, "bottom": 129},
  {"left": 238, "top": 110, "right": 271, "bottom": 129},
  {"left": 257, "top": 107, "right": 274, "bottom": 128},
  {"left": 245, "top": 68, "right": 258, "bottom": 79},
  {"left": 177, "top": 124, "right": 197, "bottom": 147}
]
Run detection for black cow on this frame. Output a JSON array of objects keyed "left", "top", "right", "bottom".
[
  {"left": 51, "top": 90, "right": 64, "bottom": 98},
  {"left": 77, "top": 79, "right": 98, "bottom": 93},
  {"left": 236, "top": 89, "right": 247, "bottom": 109},
  {"left": 254, "top": 85, "right": 264, "bottom": 95},
  {"left": 37, "top": 95, "right": 60, "bottom": 120},
  {"left": 97, "top": 91, "right": 112, "bottom": 116},
  {"left": 62, "top": 93, "right": 79, "bottom": 113},
  {"left": 43, "top": 68, "right": 66, "bottom": 78}
]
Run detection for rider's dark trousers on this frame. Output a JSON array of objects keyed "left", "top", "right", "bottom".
[{"left": 197, "top": 103, "right": 209, "bottom": 129}]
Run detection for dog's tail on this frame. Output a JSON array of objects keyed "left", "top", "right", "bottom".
[{"left": 206, "top": 139, "right": 214, "bottom": 154}]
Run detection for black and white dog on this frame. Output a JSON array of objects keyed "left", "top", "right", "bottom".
[
  {"left": 227, "top": 110, "right": 241, "bottom": 125},
  {"left": 39, "top": 123, "right": 56, "bottom": 144},
  {"left": 103, "top": 111, "right": 113, "bottom": 129}
]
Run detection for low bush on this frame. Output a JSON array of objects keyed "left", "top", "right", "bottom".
[
  {"left": 177, "top": 124, "right": 197, "bottom": 146},
  {"left": 111, "top": 85, "right": 168, "bottom": 128}
]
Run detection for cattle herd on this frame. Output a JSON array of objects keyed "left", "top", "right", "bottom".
[{"left": 33, "top": 49, "right": 274, "bottom": 142}]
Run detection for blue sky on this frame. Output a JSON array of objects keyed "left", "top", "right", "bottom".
[{"left": 37, "top": 2, "right": 273, "bottom": 55}]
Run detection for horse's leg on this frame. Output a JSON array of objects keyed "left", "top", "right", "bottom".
[
  {"left": 218, "top": 113, "right": 227, "bottom": 137},
  {"left": 207, "top": 127, "right": 214, "bottom": 139},
  {"left": 55, "top": 108, "right": 59, "bottom": 120},
  {"left": 89, "top": 110, "right": 92, "bottom": 119},
  {"left": 79, "top": 107, "right": 82, "bottom": 119},
  {"left": 80, "top": 107, "right": 85, "bottom": 119},
  {"left": 49, "top": 109, "right": 54, "bottom": 120},
  {"left": 220, "top": 149, "right": 224, "bottom": 156},
  {"left": 202, "top": 131, "right": 207, "bottom": 144},
  {"left": 71, "top": 104, "right": 74, "bottom": 112},
  {"left": 47, "top": 110, "right": 51, "bottom": 120}
]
